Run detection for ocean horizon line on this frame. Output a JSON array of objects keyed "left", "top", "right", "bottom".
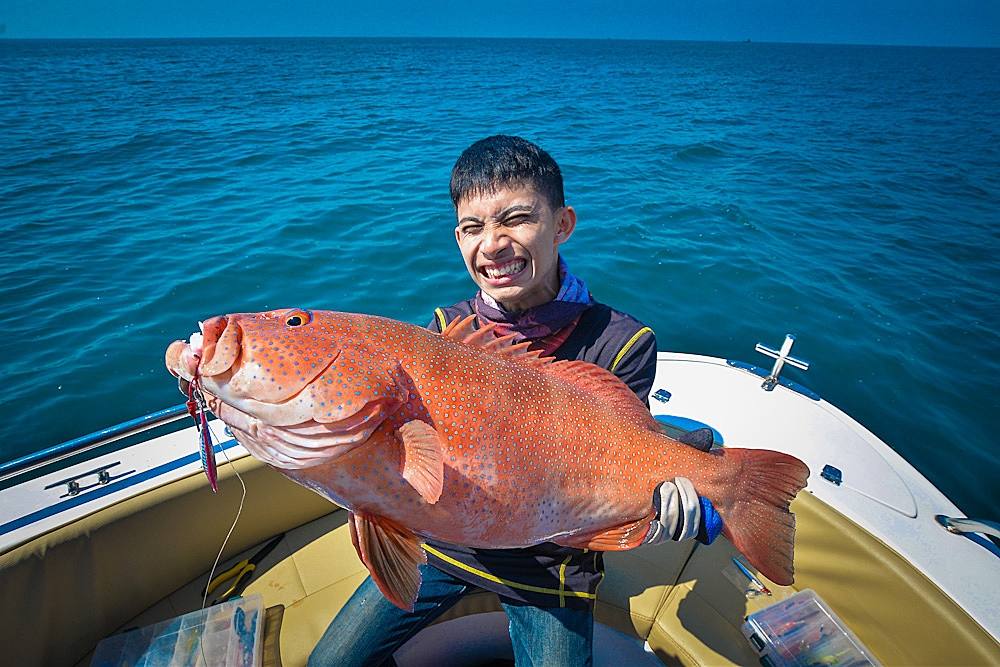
[{"left": 1, "top": 34, "right": 997, "bottom": 50}]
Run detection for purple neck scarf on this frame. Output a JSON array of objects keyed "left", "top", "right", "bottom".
[{"left": 474, "top": 256, "right": 593, "bottom": 343}]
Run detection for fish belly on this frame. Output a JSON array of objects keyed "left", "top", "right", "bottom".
[{"left": 283, "top": 413, "right": 672, "bottom": 550}]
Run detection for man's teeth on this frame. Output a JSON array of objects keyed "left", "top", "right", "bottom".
[{"left": 484, "top": 260, "right": 525, "bottom": 279}]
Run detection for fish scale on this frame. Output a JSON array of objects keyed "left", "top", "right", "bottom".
[{"left": 166, "top": 308, "right": 809, "bottom": 610}]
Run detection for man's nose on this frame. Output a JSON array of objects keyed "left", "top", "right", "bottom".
[{"left": 481, "top": 226, "right": 509, "bottom": 256}]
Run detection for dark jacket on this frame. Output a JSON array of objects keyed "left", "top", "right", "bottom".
[{"left": 424, "top": 298, "right": 657, "bottom": 608}]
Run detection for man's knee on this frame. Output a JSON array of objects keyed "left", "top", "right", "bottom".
[
  {"left": 504, "top": 602, "right": 594, "bottom": 665},
  {"left": 307, "top": 636, "right": 354, "bottom": 667}
]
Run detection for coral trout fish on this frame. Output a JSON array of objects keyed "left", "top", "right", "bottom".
[{"left": 165, "top": 309, "right": 809, "bottom": 610}]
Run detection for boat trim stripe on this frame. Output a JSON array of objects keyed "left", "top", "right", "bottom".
[{"left": 0, "top": 438, "right": 241, "bottom": 540}]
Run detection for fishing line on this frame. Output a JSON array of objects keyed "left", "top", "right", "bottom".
[
  {"left": 197, "top": 420, "right": 247, "bottom": 666},
  {"left": 200, "top": 420, "right": 248, "bottom": 611}
]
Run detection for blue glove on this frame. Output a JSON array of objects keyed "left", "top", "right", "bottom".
[{"left": 696, "top": 496, "right": 723, "bottom": 545}]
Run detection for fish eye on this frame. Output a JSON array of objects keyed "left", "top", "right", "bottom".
[{"left": 285, "top": 310, "right": 312, "bottom": 327}]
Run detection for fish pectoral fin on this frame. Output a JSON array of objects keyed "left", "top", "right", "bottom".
[
  {"left": 554, "top": 511, "right": 656, "bottom": 551},
  {"left": 349, "top": 512, "right": 427, "bottom": 611},
  {"left": 398, "top": 420, "right": 445, "bottom": 504}
]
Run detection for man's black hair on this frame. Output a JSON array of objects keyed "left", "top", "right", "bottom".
[{"left": 450, "top": 135, "right": 565, "bottom": 211}]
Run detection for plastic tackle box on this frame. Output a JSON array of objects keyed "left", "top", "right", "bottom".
[
  {"left": 91, "top": 594, "right": 264, "bottom": 667},
  {"left": 741, "top": 589, "right": 879, "bottom": 667}
]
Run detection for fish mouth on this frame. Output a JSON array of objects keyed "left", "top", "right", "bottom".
[
  {"left": 166, "top": 315, "right": 240, "bottom": 383},
  {"left": 166, "top": 311, "right": 343, "bottom": 424},
  {"left": 479, "top": 257, "right": 528, "bottom": 285}
]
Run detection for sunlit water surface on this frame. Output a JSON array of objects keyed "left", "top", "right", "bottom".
[{"left": 1, "top": 38, "right": 997, "bottom": 517}]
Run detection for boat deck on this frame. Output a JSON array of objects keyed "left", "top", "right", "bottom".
[{"left": 1, "top": 353, "right": 998, "bottom": 665}]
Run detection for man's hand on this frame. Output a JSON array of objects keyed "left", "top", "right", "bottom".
[
  {"left": 644, "top": 478, "right": 723, "bottom": 545},
  {"left": 642, "top": 428, "right": 723, "bottom": 546}
]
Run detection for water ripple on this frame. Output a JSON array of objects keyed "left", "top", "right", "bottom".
[{"left": 0, "top": 38, "right": 998, "bottom": 517}]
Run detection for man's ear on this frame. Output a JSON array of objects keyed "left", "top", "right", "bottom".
[{"left": 555, "top": 206, "right": 577, "bottom": 245}]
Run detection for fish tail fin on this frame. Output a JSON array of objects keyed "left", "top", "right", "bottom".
[{"left": 711, "top": 448, "right": 809, "bottom": 586}]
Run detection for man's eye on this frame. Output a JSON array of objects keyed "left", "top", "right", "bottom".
[{"left": 461, "top": 226, "right": 482, "bottom": 235}]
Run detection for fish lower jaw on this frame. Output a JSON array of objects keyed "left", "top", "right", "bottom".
[
  {"left": 232, "top": 423, "right": 368, "bottom": 470},
  {"left": 216, "top": 400, "right": 384, "bottom": 470}
]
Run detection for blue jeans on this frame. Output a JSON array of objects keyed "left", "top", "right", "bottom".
[{"left": 307, "top": 564, "right": 594, "bottom": 666}]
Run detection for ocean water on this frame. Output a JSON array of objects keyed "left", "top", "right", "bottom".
[{"left": 1, "top": 38, "right": 997, "bottom": 518}]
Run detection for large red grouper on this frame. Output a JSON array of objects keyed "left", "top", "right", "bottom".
[{"left": 165, "top": 308, "right": 809, "bottom": 610}]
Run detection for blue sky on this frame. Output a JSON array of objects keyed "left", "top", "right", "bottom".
[{"left": 2, "top": 0, "right": 998, "bottom": 47}]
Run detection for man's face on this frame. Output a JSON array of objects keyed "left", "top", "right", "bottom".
[{"left": 454, "top": 185, "right": 576, "bottom": 311}]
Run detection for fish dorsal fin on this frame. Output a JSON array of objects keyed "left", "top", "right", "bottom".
[
  {"left": 543, "top": 360, "right": 659, "bottom": 429},
  {"left": 440, "top": 313, "right": 478, "bottom": 340},
  {"left": 440, "top": 315, "right": 554, "bottom": 370},
  {"left": 348, "top": 512, "right": 427, "bottom": 611},
  {"left": 555, "top": 509, "right": 656, "bottom": 551},
  {"left": 398, "top": 420, "right": 444, "bottom": 504},
  {"left": 442, "top": 316, "right": 656, "bottom": 424}
]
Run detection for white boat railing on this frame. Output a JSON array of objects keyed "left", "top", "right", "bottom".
[{"left": 0, "top": 404, "right": 189, "bottom": 482}]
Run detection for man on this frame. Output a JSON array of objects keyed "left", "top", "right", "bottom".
[{"left": 309, "top": 135, "right": 719, "bottom": 666}]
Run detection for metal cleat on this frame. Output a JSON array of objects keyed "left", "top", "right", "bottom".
[
  {"left": 44, "top": 462, "right": 132, "bottom": 498},
  {"left": 755, "top": 334, "right": 810, "bottom": 391}
]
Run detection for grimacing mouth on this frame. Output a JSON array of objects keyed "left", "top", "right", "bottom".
[{"left": 478, "top": 257, "right": 527, "bottom": 280}]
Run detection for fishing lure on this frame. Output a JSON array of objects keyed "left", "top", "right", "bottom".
[
  {"left": 732, "top": 556, "right": 773, "bottom": 596},
  {"left": 186, "top": 376, "right": 218, "bottom": 493}
]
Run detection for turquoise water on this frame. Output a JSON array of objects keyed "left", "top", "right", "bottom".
[{"left": 1, "top": 38, "right": 997, "bottom": 518}]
